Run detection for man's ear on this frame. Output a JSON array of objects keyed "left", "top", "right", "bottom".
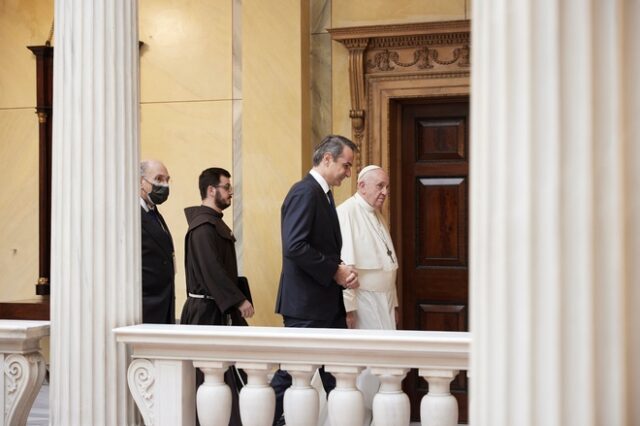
[{"left": 323, "top": 152, "right": 333, "bottom": 165}]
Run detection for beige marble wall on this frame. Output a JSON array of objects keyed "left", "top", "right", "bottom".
[
  {"left": 0, "top": 0, "right": 473, "bottom": 326},
  {"left": 330, "top": 0, "right": 469, "bottom": 203},
  {"left": 0, "top": 0, "right": 53, "bottom": 301},
  {"left": 332, "top": 0, "right": 468, "bottom": 27},
  {"left": 242, "top": 0, "right": 310, "bottom": 326},
  {"left": 0, "top": 109, "right": 39, "bottom": 301},
  {"left": 311, "top": 0, "right": 332, "bottom": 147},
  {"left": 138, "top": 0, "right": 235, "bottom": 319},
  {"left": 139, "top": 0, "right": 232, "bottom": 103}
]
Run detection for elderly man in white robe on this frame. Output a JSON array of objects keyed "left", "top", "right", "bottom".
[{"left": 336, "top": 164, "right": 399, "bottom": 424}]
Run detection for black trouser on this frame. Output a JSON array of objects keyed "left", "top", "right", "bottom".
[{"left": 270, "top": 315, "right": 347, "bottom": 425}]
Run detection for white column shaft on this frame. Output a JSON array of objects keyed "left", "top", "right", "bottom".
[
  {"left": 471, "top": 0, "right": 640, "bottom": 425},
  {"left": 50, "top": 0, "right": 140, "bottom": 424}
]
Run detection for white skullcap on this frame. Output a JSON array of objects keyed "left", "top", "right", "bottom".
[{"left": 357, "top": 165, "right": 382, "bottom": 183}]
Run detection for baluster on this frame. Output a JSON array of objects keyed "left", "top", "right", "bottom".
[
  {"left": 237, "top": 362, "right": 276, "bottom": 426},
  {"left": 419, "top": 369, "right": 459, "bottom": 426},
  {"left": 281, "top": 363, "right": 320, "bottom": 426},
  {"left": 325, "top": 365, "right": 364, "bottom": 426},
  {"left": 371, "top": 367, "right": 410, "bottom": 426},
  {"left": 193, "top": 361, "right": 232, "bottom": 426}
]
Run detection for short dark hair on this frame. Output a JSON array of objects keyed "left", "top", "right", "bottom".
[
  {"left": 199, "top": 167, "right": 231, "bottom": 200},
  {"left": 311, "top": 135, "right": 358, "bottom": 166}
]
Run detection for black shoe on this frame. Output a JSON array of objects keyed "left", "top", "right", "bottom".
[{"left": 274, "top": 414, "right": 286, "bottom": 426}]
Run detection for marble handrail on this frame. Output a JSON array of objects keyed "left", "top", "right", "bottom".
[
  {"left": 115, "top": 324, "right": 470, "bottom": 426},
  {"left": 0, "top": 320, "right": 49, "bottom": 426}
]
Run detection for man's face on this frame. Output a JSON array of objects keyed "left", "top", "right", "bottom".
[
  {"left": 213, "top": 175, "right": 233, "bottom": 211},
  {"left": 141, "top": 162, "right": 170, "bottom": 201},
  {"left": 359, "top": 169, "right": 389, "bottom": 210},
  {"left": 324, "top": 147, "right": 354, "bottom": 187}
]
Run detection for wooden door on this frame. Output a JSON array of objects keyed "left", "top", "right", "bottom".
[{"left": 392, "top": 97, "right": 469, "bottom": 423}]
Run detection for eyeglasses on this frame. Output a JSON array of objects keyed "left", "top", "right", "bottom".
[{"left": 215, "top": 183, "right": 233, "bottom": 191}]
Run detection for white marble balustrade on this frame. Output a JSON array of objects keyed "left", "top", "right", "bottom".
[
  {"left": 114, "top": 324, "right": 469, "bottom": 426},
  {"left": 0, "top": 320, "right": 49, "bottom": 426}
]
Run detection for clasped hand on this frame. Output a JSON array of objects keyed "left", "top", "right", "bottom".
[{"left": 334, "top": 263, "right": 359, "bottom": 289}]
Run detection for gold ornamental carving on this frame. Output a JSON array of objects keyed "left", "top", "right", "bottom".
[
  {"left": 330, "top": 20, "right": 471, "bottom": 171},
  {"left": 37, "top": 112, "right": 48, "bottom": 124}
]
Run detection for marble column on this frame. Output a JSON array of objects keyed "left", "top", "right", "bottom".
[
  {"left": 471, "top": 1, "right": 640, "bottom": 425},
  {"left": 50, "top": 0, "right": 140, "bottom": 424}
]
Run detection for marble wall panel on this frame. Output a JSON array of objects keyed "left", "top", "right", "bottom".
[
  {"left": 0, "top": 109, "right": 39, "bottom": 300},
  {"left": 139, "top": 0, "right": 233, "bottom": 103},
  {"left": 311, "top": 0, "right": 331, "bottom": 34},
  {"left": 0, "top": 0, "right": 53, "bottom": 109},
  {"left": 140, "top": 101, "right": 233, "bottom": 316},
  {"left": 332, "top": 0, "right": 466, "bottom": 27},
  {"left": 242, "top": 0, "right": 310, "bottom": 326},
  {"left": 311, "top": 32, "right": 332, "bottom": 149}
]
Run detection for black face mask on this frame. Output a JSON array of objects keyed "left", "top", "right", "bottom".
[{"left": 148, "top": 183, "right": 170, "bottom": 205}]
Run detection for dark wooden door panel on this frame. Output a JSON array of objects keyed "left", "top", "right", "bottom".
[
  {"left": 395, "top": 97, "right": 469, "bottom": 423},
  {"left": 415, "top": 177, "right": 467, "bottom": 266}
]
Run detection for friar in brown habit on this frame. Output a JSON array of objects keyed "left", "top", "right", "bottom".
[{"left": 180, "top": 167, "right": 255, "bottom": 426}]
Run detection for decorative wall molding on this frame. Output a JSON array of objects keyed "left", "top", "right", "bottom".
[{"left": 329, "top": 20, "right": 470, "bottom": 181}]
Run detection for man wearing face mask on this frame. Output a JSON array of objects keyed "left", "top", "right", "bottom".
[{"left": 140, "top": 160, "right": 175, "bottom": 324}]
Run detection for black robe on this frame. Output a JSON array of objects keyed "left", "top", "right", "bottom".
[
  {"left": 180, "top": 205, "right": 247, "bottom": 326},
  {"left": 179, "top": 205, "right": 247, "bottom": 426}
]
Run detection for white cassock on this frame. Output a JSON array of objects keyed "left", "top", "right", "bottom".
[
  {"left": 337, "top": 192, "right": 398, "bottom": 329},
  {"left": 330, "top": 192, "right": 399, "bottom": 425}
]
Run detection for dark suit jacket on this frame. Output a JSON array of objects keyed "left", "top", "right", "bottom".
[
  {"left": 141, "top": 205, "right": 175, "bottom": 324},
  {"left": 275, "top": 174, "right": 345, "bottom": 321}
]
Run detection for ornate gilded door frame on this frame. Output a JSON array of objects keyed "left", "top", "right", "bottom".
[{"left": 329, "top": 20, "right": 471, "bottom": 178}]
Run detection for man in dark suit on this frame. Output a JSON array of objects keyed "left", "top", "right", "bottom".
[
  {"left": 140, "top": 160, "right": 175, "bottom": 324},
  {"left": 271, "top": 135, "right": 360, "bottom": 425}
]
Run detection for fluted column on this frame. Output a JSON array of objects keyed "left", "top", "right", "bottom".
[
  {"left": 471, "top": 1, "right": 640, "bottom": 426},
  {"left": 50, "top": 0, "right": 140, "bottom": 425}
]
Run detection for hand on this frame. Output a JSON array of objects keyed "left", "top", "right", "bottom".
[
  {"left": 238, "top": 300, "right": 255, "bottom": 319},
  {"left": 334, "top": 264, "right": 359, "bottom": 289},
  {"left": 346, "top": 311, "right": 357, "bottom": 329}
]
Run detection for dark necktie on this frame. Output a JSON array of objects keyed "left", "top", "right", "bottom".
[
  {"left": 327, "top": 189, "right": 336, "bottom": 209},
  {"left": 149, "top": 208, "right": 166, "bottom": 232}
]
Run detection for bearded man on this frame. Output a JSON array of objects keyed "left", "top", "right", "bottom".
[{"left": 180, "top": 167, "right": 254, "bottom": 426}]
